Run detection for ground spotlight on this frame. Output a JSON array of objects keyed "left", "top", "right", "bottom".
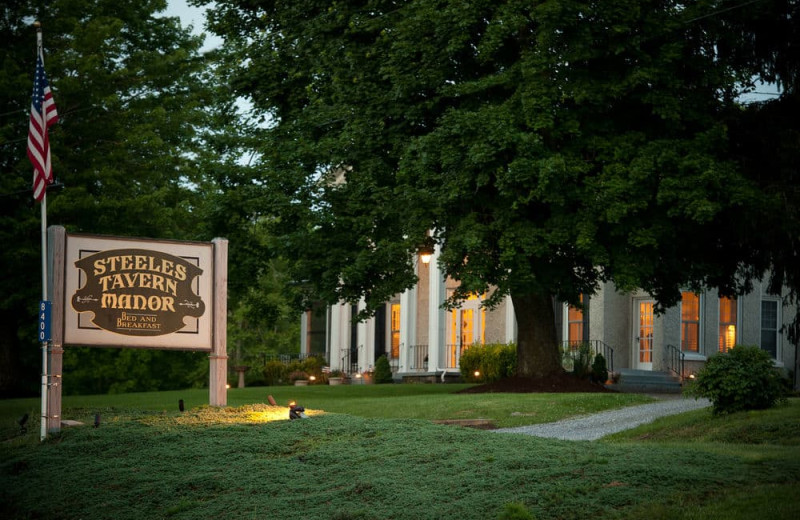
[
  {"left": 178, "top": 399, "right": 185, "bottom": 412},
  {"left": 289, "top": 401, "right": 307, "bottom": 420},
  {"left": 94, "top": 413, "right": 101, "bottom": 428}
]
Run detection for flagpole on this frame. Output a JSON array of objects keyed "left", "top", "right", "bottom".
[{"left": 35, "top": 22, "right": 49, "bottom": 442}]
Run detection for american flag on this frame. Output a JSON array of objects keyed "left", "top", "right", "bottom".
[{"left": 27, "top": 47, "right": 59, "bottom": 202}]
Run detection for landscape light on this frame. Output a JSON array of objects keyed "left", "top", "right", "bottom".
[
  {"left": 474, "top": 371, "right": 480, "bottom": 378},
  {"left": 289, "top": 401, "right": 308, "bottom": 420},
  {"left": 309, "top": 375, "right": 316, "bottom": 382},
  {"left": 179, "top": 399, "right": 185, "bottom": 412},
  {"left": 94, "top": 413, "right": 101, "bottom": 428}
]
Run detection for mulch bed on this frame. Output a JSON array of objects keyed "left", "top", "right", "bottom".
[{"left": 456, "top": 372, "right": 615, "bottom": 394}]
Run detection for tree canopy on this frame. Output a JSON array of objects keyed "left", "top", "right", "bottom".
[
  {"left": 206, "top": 0, "right": 800, "bottom": 377},
  {"left": 0, "top": 0, "right": 297, "bottom": 396}
]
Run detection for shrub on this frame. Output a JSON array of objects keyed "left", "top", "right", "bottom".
[
  {"left": 374, "top": 355, "right": 394, "bottom": 384},
  {"left": 288, "top": 370, "right": 309, "bottom": 383},
  {"left": 591, "top": 353, "right": 608, "bottom": 383},
  {"left": 497, "top": 502, "right": 535, "bottom": 520},
  {"left": 301, "top": 356, "right": 327, "bottom": 381},
  {"left": 459, "top": 343, "right": 516, "bottom": 383},
  {"left": 263, "top": 360, "right": 287, "bottom": 386},
  {"left": 571, "top": 343, "right": 593, "bottom": 379},
  {"left": 685, "top": 345, "right": 787, "bottom": 415}
]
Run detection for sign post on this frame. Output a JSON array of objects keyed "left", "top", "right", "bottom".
[{"left": 44, "top": 227, "right": 228, "bottom": 435}]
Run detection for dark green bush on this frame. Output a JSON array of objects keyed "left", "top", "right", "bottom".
[
  {"left": 685, "top": 345, "right": 787, "bottom": 415},
  {"left": 459, "top": 343, "right": 516, "bottom": 383},
  {"left": 301, "top": 356, "right": 327, "bottom": 381},
  {"left": 566, "top": 343, "right": 593, "bottom": 379},
  {"left": 497, "top": 502, "right": 535, "bottom": 520},
  {"left": 374, "top": 355, "right": 394, "bottom": 384},
  {"left": 591, "top": 353, "right": 608, "bottom": 383},
  {"left": 263, "top": 360, "right": 287, "bottom": 386}
]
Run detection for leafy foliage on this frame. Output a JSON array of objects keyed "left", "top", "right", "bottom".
[
  {"left": 459, "top": 343, "right": 516, "bottom": 383},
  {"left": 498, "top": 503, "right": 536, "bottom": 520},
  {"left": 204, "top": 0, "right": 800, "bottom": 379},
  {"left": 591, "top": 353, "right": 609, "bottom": 384},
  {"left": 685, "top": 345, "right": 788, "bottom": 415},
  {"left": 373, "top": 355, "right": 393, "bottom": 384}
]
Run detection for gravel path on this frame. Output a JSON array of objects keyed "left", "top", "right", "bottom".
[{"left": 493, "top": 396, "right": 711, "bottom": 441}]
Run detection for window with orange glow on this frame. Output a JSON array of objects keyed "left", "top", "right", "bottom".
[
  {"left": 390, "top": 303, "right": 400, "bottom": 358},
  {"left": 567, "top": 295, "right": 584, "bottom": 343},
  {"left": 681, "top": 292, "right": 700, "bottom": 353},
  {"left": 718, "top": 297, "right": 737, "bottom": 353}
]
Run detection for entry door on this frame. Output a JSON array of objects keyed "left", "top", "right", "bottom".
[{"left": 634, "top": 299, "right": 654, "bottom": 370}]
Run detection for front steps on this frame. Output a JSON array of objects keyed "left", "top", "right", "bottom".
[{"left": 611, "top": 369, "right": 683, "bottom": 394}]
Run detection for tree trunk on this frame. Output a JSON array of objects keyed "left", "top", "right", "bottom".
[{"left": 512, "top": 292, "right": 563, "bottom": 378}]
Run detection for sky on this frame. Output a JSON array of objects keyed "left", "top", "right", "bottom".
[{"left": 162, "top": 0, "right": 221, "bottom": 52}]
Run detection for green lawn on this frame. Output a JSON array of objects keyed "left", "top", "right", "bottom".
[
  {"left": 0, "top": 383, "right": 654, "bottom": 431},
  {"left": 1, "top": 387, "right": 798, "bottom": 519}
]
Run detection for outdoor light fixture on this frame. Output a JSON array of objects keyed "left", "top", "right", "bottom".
[
  {"left": 289, "top": 401, "right": 308, "bottom": 420},
  {"left": 179, "top": 399, "right": 185, "bottom": 412},
  {"left": 94, "top": 413, "right": 101, "bottom": 428},
  {"left": 417, "top": 236, "right": 435, "bottom": 265},
  {"left": 474, "top": 371, "right": 481, "bottom": 378},
  {"left": 309, "top": 375, "right": 316, "bottom": 382}
]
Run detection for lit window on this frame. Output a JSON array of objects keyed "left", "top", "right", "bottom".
[
  {"left": 681, "top": 292, "right": 700, "bottom": 353},
  {"left": 718, "top": 297, "right": 737, "bottom": 353},
  {"left": 390, "top": 304, "right": 400, "bottom": 359},
  {"left": 567, "top": 295, "right": 585, "bottom": 344}
]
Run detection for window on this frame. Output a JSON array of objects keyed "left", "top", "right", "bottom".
[
  {"left": 305, "top": 303, "right": 327, "bottom": 355},
  {"left": 718, "top": 297, "right": 737, "bottom": 353},
  {"left": 681, "top": 292, "right": 700, "bottom": 353},
  {"left": 760, "top": 299, "right": 779, "bottom": 359},
  {"left": 566, "top": 294, "right": 588, "bottom": 344},
  {"left": 390, "top": 303, "right": 400, "bottom": 359},
  {"left": 567, "top": 298, "right": 584, "bottom": 343}
]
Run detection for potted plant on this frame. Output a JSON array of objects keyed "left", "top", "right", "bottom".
[
  {"left": 289, "top": 370, "right": 309, "bottom": 386},
  {"left": 328, "top": 369, "right": 346, "bottom": 386}
]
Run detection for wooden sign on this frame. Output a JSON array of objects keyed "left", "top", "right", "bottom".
[{"left": 63, "top": 234, "right": 214, "bottom": 350}]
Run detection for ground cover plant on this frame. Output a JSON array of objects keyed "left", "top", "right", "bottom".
[
  {"left": 1, "top": 390, "right": 798, "bottom": 519},
  {"left": 0, "top": 384, "right": 652, "bottom": 434}
]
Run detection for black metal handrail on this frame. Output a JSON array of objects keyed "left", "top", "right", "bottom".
[
  {"left": 409, "top": 344, "right": 429, "bottom": 372},
  {"left": 666, "top": 344, "right": 684, "bottom": 379},
  {"left": 561, "top": 340, "right": 615, "bottom": 373}
]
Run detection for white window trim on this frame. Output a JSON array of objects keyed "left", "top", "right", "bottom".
[
  {"left": 679, "top": 291, "right": 705, "bottom": 358},
  {"left": 759, "top": 296, "right": 782, "bottom": 364},
  {"left": 717, "top": 296, "right": 741, "bottom": 353}
]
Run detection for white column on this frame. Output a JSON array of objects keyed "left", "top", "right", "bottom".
[
  {"left": 428, "top": 244, "right": 445, "bottom": 371},
  {"left": 505, "top": 294, "right": 517, "bottom": 343},
  {"left": 400, "top": 286, "right": 416, "bottom": 373},
  {"left": 357, "top": 300, "right": 369, "bottom": 371},
  {"left": 329, "top": 304, "right": 343, "bottom": 370}
]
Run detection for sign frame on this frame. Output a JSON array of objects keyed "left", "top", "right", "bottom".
[{"left": 63, "top": 234, "right": 215, "bottom": 351}]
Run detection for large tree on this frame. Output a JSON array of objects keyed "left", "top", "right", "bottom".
[
  {"left": 206, "top": 0, "right": 797, "bottom": 378},
  {"left": 0, "top": 0, "right": 226, "bottom": 396}
]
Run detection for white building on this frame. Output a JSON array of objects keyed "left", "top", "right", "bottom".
[{"left": 300, "top": 247, "right": 798, "bottom": 387}]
